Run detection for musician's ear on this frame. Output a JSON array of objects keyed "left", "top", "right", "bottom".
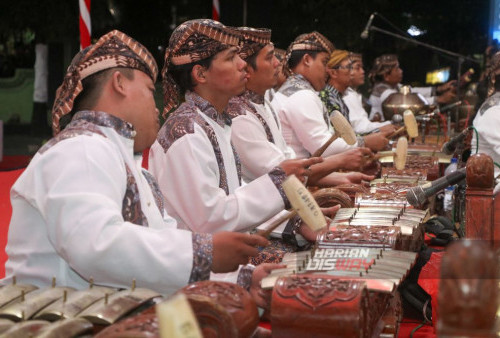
[
  {"left": 303, "top": 53, "right": 312, "bottom": 67},
  {"left": 192, "top": 65, "right": 207, "bottom": 84}
]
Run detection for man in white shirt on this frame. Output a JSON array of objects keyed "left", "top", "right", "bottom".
[
  {"left": 149, "top": 20, "right": 320, "bottom": 236},
  {"left": 368, "top": 54, "right": 456, "bottom": 121},
  {"left": 343, "top": 53, "right": 395, "bottom": 135},
  {"left": 320, "top": 50, "right": 394, "bottom": 151},
  {"left": 472, "top": 51, "right": 500, "bottom": 185},
  {"left": 271, "top": 32, "right": 373, "bottom": 160},
  {"left": 229, "top": 29, "right": 374, "bottom": 187},
  {"left": 3, "top": 30, "right": 269, "bottom": 296}
]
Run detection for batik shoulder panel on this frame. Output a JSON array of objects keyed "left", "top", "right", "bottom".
[
  {"left": 39, "top": 119, "right": 106, "bottom": 155},
  {"left": 156, "top": 101, "right": 208, "bottom": 153},
  {"left": 226, "top": 96, "right": 249, "bottom": 119},
  {"left": 479, "top": 93, "right": 500, "bottom": 116},
  {"left": 279, "top": 74, "right": 315, "bottom": 97}
]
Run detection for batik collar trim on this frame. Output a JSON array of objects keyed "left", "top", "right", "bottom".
[
  {"left": 324, "top": 84, "right": 341, "bottom": 97},
  {"left": 185, "top": 91, "right": 232, "bottom": 127},
  {"left": 72, "top": 110, "right": 136, "bottom": 140},
  {"left": 479, "top": 92, "right": 500, "bottom": 116},
  {"left": 278, "top": 74, "right": 316, "bottom": 97},
  {"left": 244, "top": 89, "right": 265, "bottom": 105}
]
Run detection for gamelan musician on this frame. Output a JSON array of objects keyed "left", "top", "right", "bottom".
[
  {"left": 2, "top": 30, "right": 273, "bottom": 298},
  {"left": 368, "top": 54, "right": 456, "bottom": 121}
]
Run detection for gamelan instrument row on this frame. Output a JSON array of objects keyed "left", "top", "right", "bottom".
[
  {"left": 258, "top": 207, "right": 424, "bottom": 337},
  {"left": 0, "top": 137, "right": 444, "bottom": 338},
  {"left": 0, "top": 278, "right": 162, "bottom": 337},
  {"left": 255, "top": 135, "right": 439, "bottom": 338},
  {"left": 261, "top": 245, "right": 417, "bottom": 337},
  {"left": 0, "top": 276, "right": 266, "bottom": 338}
]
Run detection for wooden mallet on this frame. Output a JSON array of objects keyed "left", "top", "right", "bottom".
[
  {"left": 312, "top": 110, "right": 357, "bottom": 157},
  {"left": 257, "top": 175, "right": 328, "bottom": 238},
  {"left": 388, "top": 110, "right": 419, "bottom": 139},
  {"left": 394, "top": 136, "right": 408, "bottom": 170}
]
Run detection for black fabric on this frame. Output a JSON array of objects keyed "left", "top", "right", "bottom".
[
  {"left": 424, "top": 216, "right": 456, "bottom": 246},
  {"left": 282, "top": 217, "right": 299, "bottom": 246},
  {"left": 399, "top": 246, "right": 441, "bottom": 322}
]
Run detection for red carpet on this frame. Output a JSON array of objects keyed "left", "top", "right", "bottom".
[
  {"left": 0, "top": 168, "right": 25, "bottom": 278},
  {"left": 259, "top": 320, "right": 435, "bottom": 337}
]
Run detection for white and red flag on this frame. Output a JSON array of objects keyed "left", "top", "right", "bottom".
[
  {"left": 79, "top": 0, "right": 91, "bottom": 49},
  {"left": 212, "top": 0, "right": 220, "bottom": 21}
]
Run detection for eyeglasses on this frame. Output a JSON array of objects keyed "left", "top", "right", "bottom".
[{"left": 332, "top": 65, "right": 353, "bottom": 70}]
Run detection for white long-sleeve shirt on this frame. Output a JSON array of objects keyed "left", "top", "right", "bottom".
[
  {"left": 271, "top": 74, "right": 356, "bottom": 159},
  {"left": 229, "top": 90, "right": 295, "bottom": 183},
  {"left": 4, "top": 111, "right": 208, "bottom": 295},
  {"left": 149, "top": 92, "right": 288, "bottom": 233},
  {"left": 472, "top": 92, "right": 500, "bottom": 179},
  {"left": 343, "top": 87, "right": 391, "bottom": 134}
]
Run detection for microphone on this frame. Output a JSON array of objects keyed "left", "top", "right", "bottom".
[
  {"left": 361, "top": 13, "right": 376, "bottom": 39},
  {"left": 440, "top": 126, "right": 473, "bottom": 155},
  {"left": 419, "top": 101, "right": 463, "bottom": 121},
  {"left": 440, "top": 100, "right": 462, "bottom": 112},
  {"left": 406, "top": 168, "right": 466, "bottom": 207}
]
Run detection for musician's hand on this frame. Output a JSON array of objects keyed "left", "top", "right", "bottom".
[
  {"left": 212, "top": 233, "right": 269, "bottom": 273},
  {"left": 343, "top": 171, "right": 375, "bottom": 186},
  {"left": 337, "top": 147, "right": 373, "bottom": 171},
  {"left": 250, "top": 263, "right": 285, "bottom": 310},
  {"left": 437, "top": 80, "right": 457, "bottom": 93},
  {"left": 320, "top": 204, "right": 341, "bottom": 219},
  {"left": 296, "top": 222, "right": 320, "bottom": 242},
  {"left": 370, "top": 112, "right": 382, "bottom": 122},
  {"left": 363, "top": 132, "right": 390, "bottom": 152},
  {"left": 279, "top": 157, "right": 323, "bottom": 183},
  {"left": 379, "top": 124, "right": 397, "bottom": 135},
  {"left": 436, "top": 90, "right": 457, "bottom": 104}
]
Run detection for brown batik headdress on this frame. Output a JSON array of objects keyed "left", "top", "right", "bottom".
[
  {"left": 274, "top": 48, "right": 286, "bottom": 63},
  {"left": 236, "top": 26, "right": 272, "bottom": 61},
  {"left": 162, "top": 19, "right": 240, "bottom": 117},
  {"left": 486, "top": 51, "right": 500, "bottom": 97},
  {"left": 51, "top": 30, "right": 158, "bottom": 135},
  {"left": 368, "top": 54, "right": 398, "bottom": 84},
  {"left": 327, "top": 49, "right": 350, "bottom": 69},
  {"left": 283, "top": 31, "right": 335, "bottom": 75}
]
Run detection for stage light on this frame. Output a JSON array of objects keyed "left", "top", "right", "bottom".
[{"left": 407, "top": 25, "right": 427, "bottom": 37}]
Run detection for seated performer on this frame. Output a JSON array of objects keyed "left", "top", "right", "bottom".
[
  {"left": 264, "top": 47, "right": 287, "bottom": 102},
  {"left": 343, "top": 52, "right": 396, "bottom": 135},
  {"left": 271, "top": 32, "right": 372, "bottom": 159},
  {"left": 319, "top": 50, "right": 393, "bottom": 151},
  {"left": 2, "top": 30, "right": 271, "bottom": 296},
  {"left": 229, "top": 28, "right": 374, "bottom": 185},
  {"left": 149, "top": 20, "right": 319, "bottom": 235},
  {"left": 368, "top": 54, "right": 456, "bottom": 121},
  {"left": 472, "top": 51, "right": 500, "bottom": 184}
]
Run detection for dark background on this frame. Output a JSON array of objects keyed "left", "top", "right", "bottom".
[{"left": 0, "top": 0, "right": 491, "bottom": 93}]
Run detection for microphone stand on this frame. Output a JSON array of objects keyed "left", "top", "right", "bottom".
[
  {"left": 367, "top": 25, "right": 479, "bottom": 97},
  {"left": 453, "top": 137, "right": 468, "bottom": 235},
  {"left": 367, "top": 25, "right": 480, "bottom": 138}
]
